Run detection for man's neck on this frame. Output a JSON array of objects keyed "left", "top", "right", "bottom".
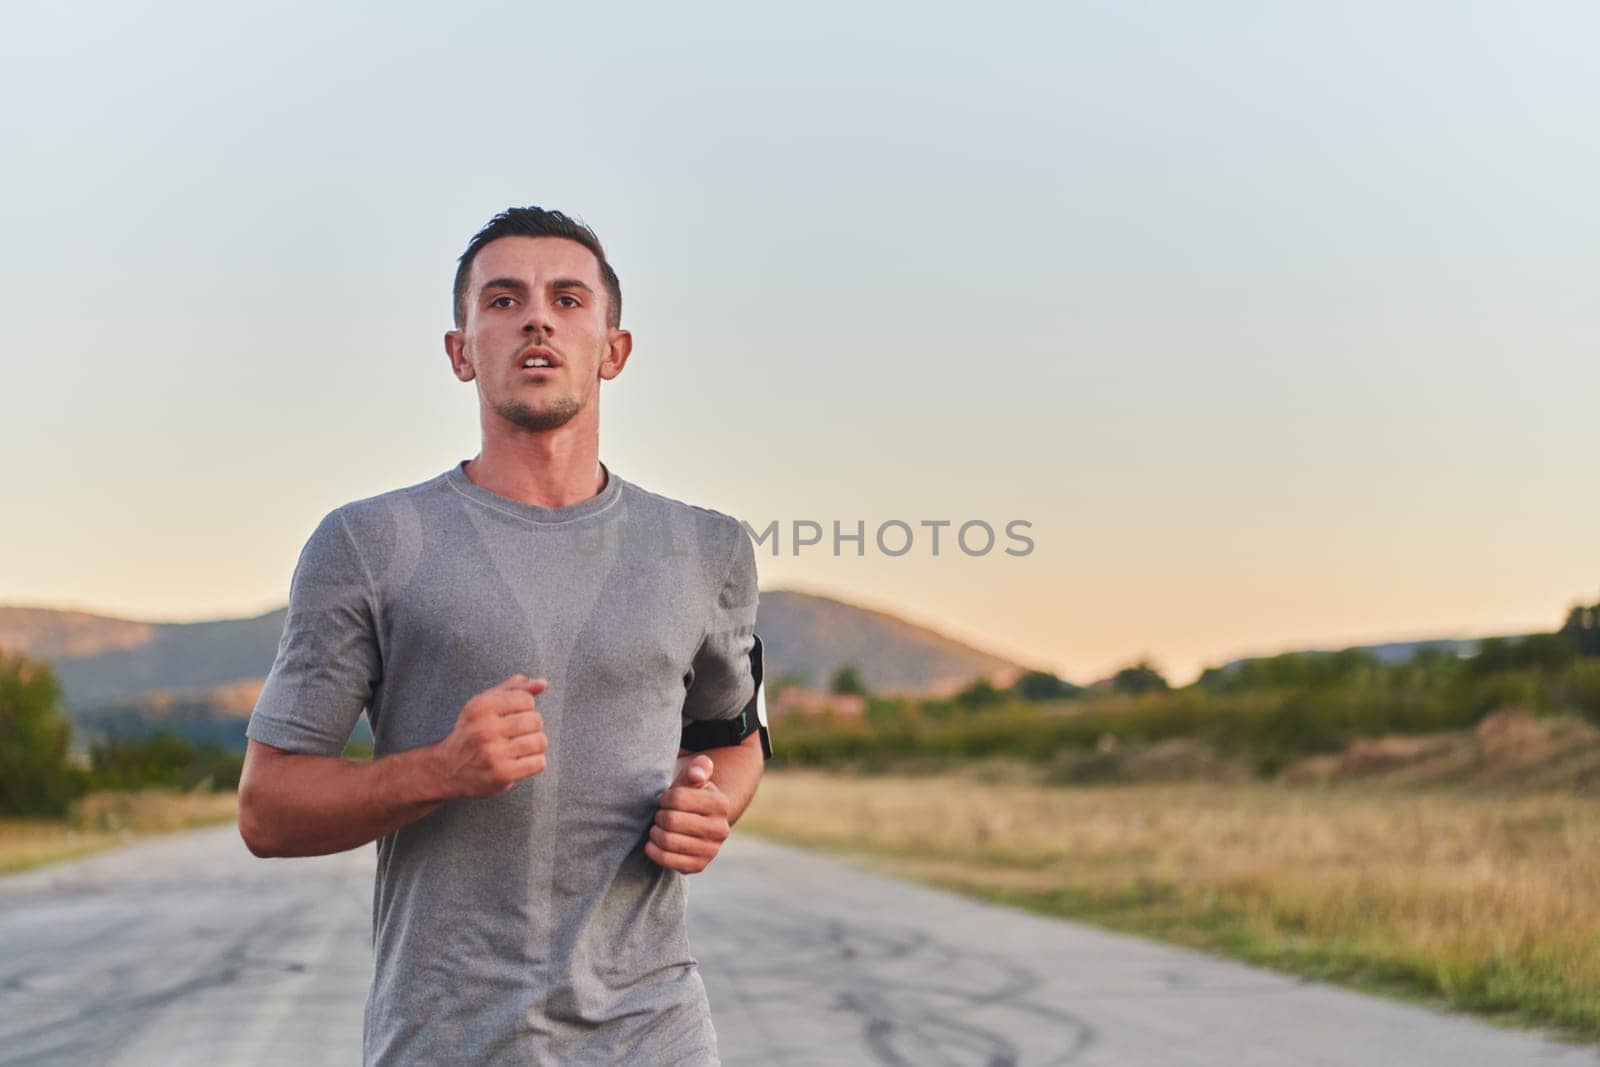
[{"left": 463, "top": 431, "right": 606, "bottom": 510}]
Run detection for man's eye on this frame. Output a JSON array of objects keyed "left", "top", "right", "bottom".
[
  {"left": 489, "top": 295, "right": 516, "bottom": 308},
  {"left": 557, "top": 295, "right": 581, "bottom": 308}
]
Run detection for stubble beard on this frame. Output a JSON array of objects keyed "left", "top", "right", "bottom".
[{"left": 495, "top": 393, "right": 582, "bottom": 432}]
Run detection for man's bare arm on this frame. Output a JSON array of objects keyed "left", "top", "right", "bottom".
[
  {"left": 238, "top": 674, "right": 549, "bottom": 858},
  {"left": 677, "top": 728, "right": 765, "bottom": 825},
  {"left": 238, "top": 740, "right": 449, "bottom": 857}
]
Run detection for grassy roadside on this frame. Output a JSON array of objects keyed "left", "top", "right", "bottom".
[
  {"left": 738, "top": 768, "right": 1600, "bottom": 1047},
  {"left": 0, "top": 789, "right": 240, "bottom": 876}
]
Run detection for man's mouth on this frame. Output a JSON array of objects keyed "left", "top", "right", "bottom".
[{"left": 519, "top": 347, "right": 560, "bottom": 373}]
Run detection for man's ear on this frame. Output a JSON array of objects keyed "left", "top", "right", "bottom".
[
  {"left": 444, "top": 329, "right": 474, "bottom": 382},
  {"left": 598, "top": 328, "right": 632, "bottom": 381}
]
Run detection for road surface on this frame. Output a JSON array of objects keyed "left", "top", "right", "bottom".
[{"left": 0, "top": 824, "right": 1594, "bottom": 1065}]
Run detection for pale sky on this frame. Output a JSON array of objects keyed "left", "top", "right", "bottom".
[{"left": 2, "top": 2, "right": 1596, "bottom": 684}]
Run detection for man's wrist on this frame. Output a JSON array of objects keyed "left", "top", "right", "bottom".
[
  {"left": 402, "top": 742, "right": 457, "bottom": 805},
  {"left": 706, "top": 741, "right": 764, "bottom": 825}
]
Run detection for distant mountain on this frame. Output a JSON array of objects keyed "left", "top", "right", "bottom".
[
  {"left": 756, "top": 590, "right": 1023, "bottom": 695},
  {"left": 1218, "top": 633, "right": 1533, "bottom": 674},
  {"left": 0, "top": 606, "right": 289, "bottom": 706},
  {"left": 72, "top": 679, "right": 266, "bottom": 752},
  {"left": 0, "top": 590, "right": 1029, "bottom": 749},
  {"left": 0, "top": 607, "right": 156, "bottom": 661},
  {"left": 1337, "top": 637, "right": 1497, "bottom": 665}
]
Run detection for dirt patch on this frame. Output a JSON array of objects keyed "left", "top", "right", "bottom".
[{"left": 1278, "top": 710, "right": 1600, "bottom": 792}]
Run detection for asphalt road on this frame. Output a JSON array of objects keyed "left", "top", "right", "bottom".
[{"left": 0, "top": 824, "right": 1594, "bottom": 1066}]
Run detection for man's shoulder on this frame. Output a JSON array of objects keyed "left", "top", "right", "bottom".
[
  {"left": 316, "top": 469, "right": 453, "bottom": 538},
  {"left": 619, "top": 478, "right": 747, "bottom": 541}
]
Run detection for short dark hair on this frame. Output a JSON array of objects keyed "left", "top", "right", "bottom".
[{"left": 452, "top": 206, "right": 622, "bottom": 330}]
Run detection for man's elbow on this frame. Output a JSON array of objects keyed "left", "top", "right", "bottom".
[
  {"left": 238, "top": 826, "right": 276, "bottom": 860},
  {"left": 237, "top": 785, "right": 280, "bottom": 858},
  {"left": 237, "top": 740, "right": 287, "bottom": 858}
]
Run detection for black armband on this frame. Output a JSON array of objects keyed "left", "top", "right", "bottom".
[{"left": 680, "top": 634, "right": 771, "bottom": 760}]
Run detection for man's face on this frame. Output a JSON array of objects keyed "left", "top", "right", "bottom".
[{"left": 445, "top": 236, "right": 631, "bottom": 433}]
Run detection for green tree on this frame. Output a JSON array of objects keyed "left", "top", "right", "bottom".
[
  {"left": 1562, "top": 598, "right": 1600, "bottom": 657},
  {"left": 1199, "top": 649, "right": 1382, "bottom": 692},
  {"left": 0, "top": 650, "right": 85, "bottom": 816},
  {"left": 1013, "top": 670, "right": 1080, "bottom": 701},
  {"left": 953, "top": 677, "right": 1005, "bottom": 709},
  {"left": 829, "top": 663, "right": 867, "bottom": 696},
  {"left": 1111, "top": 659, "right": 1170, "bottom": 695},
  {"left": 1468, "top": 633, "right": 1576, "bottom": 677}
]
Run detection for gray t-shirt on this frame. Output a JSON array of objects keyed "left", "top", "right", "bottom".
[{"left": 245, "top": 460, "right": 759, "bottom": 1065}]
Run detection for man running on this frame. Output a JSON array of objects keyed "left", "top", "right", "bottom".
[{"left": 238, "top": 206, "right": 770, "bottom": 1065}]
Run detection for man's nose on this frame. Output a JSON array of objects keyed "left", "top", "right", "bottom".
[{"left": 522, "top": 306, "right": 553, "bottom": 337}]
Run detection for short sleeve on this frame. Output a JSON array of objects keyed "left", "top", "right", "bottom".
[
  {"left": 681, "top": 520, "right": 760, "bottom": 725},
  {"left": 246, "top": 509, "right": 383, "bottom": 756}
]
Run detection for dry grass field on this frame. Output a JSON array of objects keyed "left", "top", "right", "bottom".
[
  {"left": 0, "top": 789, "right": 239, "bottom": 875},
  {"left": 740, "top": 769, "right": 1600, "bottom": 1044}
]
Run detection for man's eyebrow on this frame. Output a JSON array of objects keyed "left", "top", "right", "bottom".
[
  {"left": 478, "top": 277, "right": 529, "bottom": 296},
  {"left": 548, "top": 278, "right": 595, "bottom": 295}
]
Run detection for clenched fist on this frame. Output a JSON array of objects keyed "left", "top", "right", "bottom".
[
  {"left": 434, "top": 675, "right": 549, "bottom": 798},
  {"left": 645, "top": 753, "right": 731, "bottom": 874}
]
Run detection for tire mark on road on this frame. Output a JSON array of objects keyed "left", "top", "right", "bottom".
[
  {"left": 695, "top": 895, "right": 1097, "bottom": 1066},
  {"left": 0, "top": 897, "right": 327, "bottom": 1065}
]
